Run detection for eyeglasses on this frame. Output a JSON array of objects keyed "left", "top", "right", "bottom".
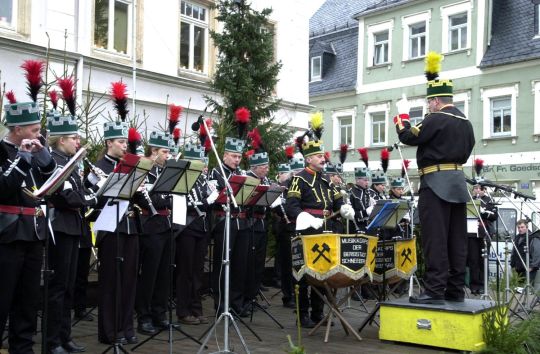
[{"left": 65, "top": 135, "right": 81, "bottom": 140}]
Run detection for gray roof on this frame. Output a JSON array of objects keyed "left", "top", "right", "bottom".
[
  {"left": 310, "top": 0, "right": 375, "bottom": 37},
  {"left": 480, "top": 1, "right": 540, "bottom": 68},
  {"left": 309, "top": 27, "right": 358, "bottom": 97},
  {"left": 354, "top": 0, "right": 409, "bottom": 18}
]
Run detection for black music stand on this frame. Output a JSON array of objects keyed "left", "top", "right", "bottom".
[
  {"left": 131, "top": 159, "right": 203, "bottom": 353},
  {"left": 96, "top": 154, "right": 151, "bottom": 354},
  {"left": 244, "top": 184, "right": 285, "bottom": 329},
  {"left": 34, "top": 147, "right": 87, "bottom": 354},
  {"left": 358, "top": 201, "right": 406, "bottom": 334}
]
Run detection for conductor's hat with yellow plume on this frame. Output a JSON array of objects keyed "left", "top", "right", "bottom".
[
  {"left": 425, "top": 51, "right": 453, "bottom": 98},
  {"left": 296, "top": 112, "right": 324, "bottom": 157}
]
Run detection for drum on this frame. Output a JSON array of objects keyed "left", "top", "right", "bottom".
[
  {"left": 291, "top": 233, "right": 378, "bottom": 288},
  {"left": 372, "top": 237, "right": 417, "bottom": 284}
]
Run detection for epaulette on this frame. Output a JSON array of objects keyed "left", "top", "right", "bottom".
[
  {"left": 411, "top": 123, "right": 422, "bottom": 137},
  {"left": 438, "top": 111, "right": 468, "bottom": 121},
  {"left": 294, "top": 169, "right": 317, "bottom": 187}
]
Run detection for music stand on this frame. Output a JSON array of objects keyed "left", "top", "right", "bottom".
[
  {"left": 35, "top": 147, "right": 87, "bottom": 354},
  {"left": 197, "top": 174, "right": 259, "bottom": 354},
  {"left": 243, "top": 184, "right": 285, "bottom": 329},
  {"left": 359, "top": 201, "right": 406, "bottom": 334},
  {"left": 95, "top": 153, "right": 151, "bottom": 354},
  {"left": 131, "top": 159, "right": 203, "bottom": 353}
]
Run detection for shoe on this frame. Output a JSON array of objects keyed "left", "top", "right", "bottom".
[
  {"left": 48, "top": 346, "right": 69, "bottom": 354},
  {"left": 445, "top": 293, "right": 465, "bottom": 302},
  {"left": 409, "top": 293, "right": 445, "bottom": 305},
  {"left": 298, "top": 314, "right": 315, "bottom": 328},
  {"left": 137, "top": 322, "right": 157, "bottom": 335},
  {"left": 63, "top": 340, "right": 86, "bottom": 353},
  {"left": 126, "top": 336, "right": 138, "bottom": 344},
  {"left": 197, "top": 316, "right": 209, "bottom": 324},
  {"left": 178, "top": 315, "right": 200, "bottom": 325},
  {"left": 152, "top": 319, "right": 169, "bottom": 330},
  {"left": 311, "top": 313, "right": 333, "bottom": 326},
  {"left": 73, "top": 311, "right": 93, "bottom": 322},
  {"left": 282, "top": 300, "right": 296, "bottom": 309}
]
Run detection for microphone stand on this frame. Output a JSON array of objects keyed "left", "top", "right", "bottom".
[{"left": 196, "top": 118, "right": 250, "bottom": 354}]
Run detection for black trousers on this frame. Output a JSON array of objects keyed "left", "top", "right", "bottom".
[
  {"left": 467, "top": 237, "right": 485, "bottom": 291},
  {"left": 73, "top": 247, "right": 92, "bottom": 314},
  {"left": 176, "top": 229, "right": 208, "bottom": 318},
  {"left": 212, "top": 220, "right": 249, "bottom": 313},
  {"left": 245, "top": 227, "right": 268, "bottom": 301},
  {"left": 0, "top": 240, "right": 42, "bottom": 354},
  {"left": 46, "top": 232, "right": 79, "bottom": 348},
  {"left": 278, "top": 230, "right": 294, "bottom": 304},
  {"left": 298, "top": 280, "right": 323, "bottom": 318},
  {"left": 135, "top": 231, "right": 171, "bottom": 324},
  {"left": 418, "top": 188, "right": 467, "bottom": 297},
  {"left": 97, "top": 233, "right": 139, "bottom": 342}
]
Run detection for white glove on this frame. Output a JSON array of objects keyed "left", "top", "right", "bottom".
[
  {"left": 63, "top": 180, "right": 73, "bottom": 191},
  {"left": 296, "top": 211, "right": 323, "bottom": 231},
  {"left": 340, "top": 204, "right": 355, "bottom": 221},
  {"left": 366, "top": 206, "right": 374, "bottom": 216},
  {"left": 396, "top": 93, "right": 410, "bottom": 115},
  {"left": 270, "top": 196, "right": 283, "bottom": 209},
  {"left": 205, "top": 189, "right": 219, "bottom": 205}
]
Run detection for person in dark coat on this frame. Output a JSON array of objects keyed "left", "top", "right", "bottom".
[
  {"left": 45, "top": 112, "right": 92, "bottom": 354},
  {"left": 393, "top": 52, "right": 475, "bottom": 304},
  {"left": 0, "top": 101, "right": 57, "bottom": 353},
  {"left": 176, "top": 142, "right": 218, "bottom": 325}
]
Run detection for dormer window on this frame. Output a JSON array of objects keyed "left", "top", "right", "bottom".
[{"left": 311, "top": 56, "right": 322, "bottom": 81}]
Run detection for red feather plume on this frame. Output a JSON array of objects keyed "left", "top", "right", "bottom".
[
  {"left": 245, "top": 149, "right": 255, "bottom": 158},
  {"left": 295, "top": 136, "right": 304, "bottom": 154},
  {"left": 285, "top": 145, "right": 295, "bottom": 160},
  {"left": 474, "top": 158, "right": 484, "bottom": 177},
  {"left": 21, "top": 60, "right": 44, "bottom": 102},
  {"left": 168, "top": 104, "right": 182, "bottom": 134},
  {"left": 127, "top": 127, "right": 141, "bottom": 154},
  {"left": 6, "top": 90, "right": 17, "bottom": 104},
  {"left": 381, "top": 148, "right": 390, "bottom": 173},
  {"left": 199, "top": 118, "right": 212, "bottom": 137},
  {"left": 401, "top": 159, "right": 410, "bottom": 178},
  {"left": 57, "top": 77, "right": 76, "bottom": 116},
  {"left": 204, "top": 137, "right": 212, "bottom": 154},
  {"left": 339, "top": 144, "right": 348, "bottom": 164},
  {"left": 48, "top": 90, "right": 59, "bottom": 110},
  {"left": 110, "top": 81, "right": 129, "bottom": 121},
  {"left": 173, "top": 128, "right": 182, "bottom": 145},
  {"left": 247, "top": 128, "right": 263, "bottom": 151},
  {"left": 358, "top": 147, "right": 369, "bottom": 167},
  {"left": 324, "top": 151, "right": 331, "bottom": 163},
  {"left": 235, "top": 107, "right": 251, "bottom": 138}
]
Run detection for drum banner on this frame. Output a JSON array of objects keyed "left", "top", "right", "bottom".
[{"left": 372, "top": 238, "right": 417, "bottom": 283}]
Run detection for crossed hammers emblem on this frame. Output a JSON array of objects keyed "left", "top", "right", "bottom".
[
  {"left": 401, "top": 248, "right": 413, "bottom": 266},
  {"left": 311, "top": 242, "right": 331, "bottom": 264}
]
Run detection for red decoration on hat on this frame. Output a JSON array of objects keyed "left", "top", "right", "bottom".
[
  {"left": 127, "top": 127, "right": 141, "bottom": 154},
  {"left": 324, "top": 151, "right": 331, "bottom": 163},
  {"left": 245, "top": 149, "right": 255, "bottom": 158},
  {"left": 199, "top": 118, "right": 212, "bottom": 137},
  {"left": 204, "top": 137, "right": 212, "bottom": 154},
  {"left": 6, "top": 90, "right": 17, "bottom": 104},
  {"left": 247, "top": 128, "right": 263, "bottom": 151},
  {"left": 111, "top": 81, "right": 129, "bottom": 121},
  {"left": 168, "top": 104, "right": 182, "bottom": 134},
  {"left": 357, "top": 147, "right": 369, "bottom": 168},
  {"left": 339, "top": 144, "right": 348, "bottom": 164},
  {"left": 381, "top": 148, "right": 390, "bottom": 173},
  {"left": 474, "top": 158, "right": 484, "bottom": 177},
  {"left": 21, "top": 60, "right": 44, "bottom": 102},
  {"left": 173, "top": 128, "right": 182, "bottom": 145},
  {"left": 234, "top": 106, "right": 251, "bottom": 138},
  {"left": 401, "top": 159, "right": 410, "bottom": 178},
  {"left": 57, "top": 77, "right": 76, "bottom": 116},
  {"left": 49, "top": 90, "right": 59, "bottom": 110},
  {"left": 285, "top": 145, "right": 295, "bottom": 160}
]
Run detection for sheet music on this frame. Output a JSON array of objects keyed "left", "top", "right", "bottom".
[
  {"left": 93, "top": 199, "right": 130, "bottom": 232},
  {"left": 172, "top": 194, "right": 187, "bottom": 225},
  {"left": 467, "top": 219, "right": 478, "bottom": 234}
]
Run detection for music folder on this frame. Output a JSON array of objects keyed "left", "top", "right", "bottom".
[
  {"left": 367, "top": 200, "right": 409, "bottom": 232},
  {"left": 244, "top": 183, "right": 285, "bottom": 207},
  {"left": 98, "top": 153, "right": 152, "bottom": 200},
  {"left": 151, "top": 159, "right": 202, "bottom": 195},
  {"left": 215, "top": 175, "right": 260, "bottom": 206}
]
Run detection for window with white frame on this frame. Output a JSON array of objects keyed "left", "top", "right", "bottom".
[
  {"left": 490, "top": 96, "right": 512, "bottom": 136},
  {"left": 0, "top": 0, "right": 17, "bottom": 29},
  {"left": 311, "top": 56, "right": 321, "bottom": 81},
  {"left": 373, "top": 31, "right": 389, "bottom": 65},
  {"left": 454, "top": 101, "right": 465, "bottom": 113},
  {"left": 449, "top": 13, "right": 467, "bottom": 51},
  {"left": 94, "top": 0, "right": 132, "bottom": 55},
  {"left": 367, "top": 20, "right": 393, "bottom": 67},
  {"left": 338, "top": 116, "right": 352, "bottom": 146},
  {"left": 409, "top": 22, "right": 426, "bottom": 59},
  {"left": 534, "top": 81, "right": 540, "bottom": 135},
  {"left": 453, "top": 91, "right": 469, "bottom": 117},
  {"left": 370, "top": 112, "right": 386, "bottom": 146},
  {"left": 441, "top": 2, "right": 472, "bottom": 53},
  {"left": 409, "top": 106, "right": 424, "bottom": 127},
  {"left": 180, "top": 0, "right": 209, "bottom": 73},
  {"left": 481, "top": 85, "right": 518, "bottom": 139}
]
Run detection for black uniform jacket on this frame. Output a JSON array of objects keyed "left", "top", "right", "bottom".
[
  {"left": 286, "top": 167, "right": 344, "bottom": 225},
  {"left": 181, "top": 173, "right": 211, "bottom": 235},
  {"left": 397, "top": 105, "right": 475, "bottom": 203},
  {"left": 139, "top": 165, "right": 172, "bottom": 235},
  {"left": 0, "top": 140, "right": 56, "bottom": 243},
  {"left": 246, "top": 170, "right": 270, "bottom": 233}
]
